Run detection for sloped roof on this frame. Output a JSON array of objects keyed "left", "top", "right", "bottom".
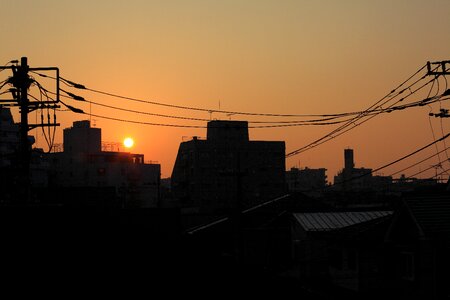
[
  {"left": 404, "top": 194, "right": 450, "bottom": 239},
  {"left": 293, "top": 211, "right": 393, "bottom": 232}
]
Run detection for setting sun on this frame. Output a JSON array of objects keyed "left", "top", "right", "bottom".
[{"left": 123, "top": 137, "right": 134, "bottom": 149}]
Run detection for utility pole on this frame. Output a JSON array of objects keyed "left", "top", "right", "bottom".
[
  {"left": 17, "top": 57, "right": 32, "bottom": 198},
  {"left": 426, "top": 60, "right": 450, "bottom": 117},
  {"left": 0, "top": 57, "right": 60, "bottom": 203},
  {"left": 426, "top": 60, "right": 449, "bottom": 185}
]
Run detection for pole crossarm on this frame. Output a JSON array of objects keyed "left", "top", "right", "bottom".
[
  {"left": 30, "top": 66, "right": 60, "bottom": 103},
  {"left": 28, "top": 123, "right": 61, "bottom": 131},
  {"left": 427, "top": 60, "right": 450, "bottom": 76}
]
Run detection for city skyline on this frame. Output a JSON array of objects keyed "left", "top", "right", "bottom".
[{"left": 1, "top": 0, "right": 450, "bottom": 180}]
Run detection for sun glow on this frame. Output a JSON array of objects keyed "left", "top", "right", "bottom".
[{"left": 123, "top": 137, "right": 134, "bottom": 148}]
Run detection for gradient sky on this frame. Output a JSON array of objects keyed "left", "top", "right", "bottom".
[{"left": 1, "top": 0, "right": 450, "bottom": 180}]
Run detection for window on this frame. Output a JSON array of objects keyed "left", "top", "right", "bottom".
[{"left": 400, "top": 252, "right": 415, "bottom": 281}]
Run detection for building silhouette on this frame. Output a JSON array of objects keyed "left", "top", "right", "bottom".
[
  {"left": 0, "top": 107, "right": 19, "bottom": 168},
  {"left": 333, "top": 148, "right": 384, "bottom": 192},
  {"left": 171, "top": 120, "right": 286, "bottom": 217},
  {"left": 334, "top": 148, "right": 373, "bottom": 191},
  {"left": 0, "top": 107, "right": 49, "bottom": 202},
  {"left": 291, "top": 210, "right": 394, "bottom": 294},
  {"left": 48, "top": 120, "right": 160, "bottom": 207},
  {"left": 385, "top": 193, "right": 450, "bottom": 299},
  {"left": 286, "top": 167, "right": 327, "bottom": 193}
]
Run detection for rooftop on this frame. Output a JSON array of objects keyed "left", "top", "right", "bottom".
[
  {"left": 404, "top": 193, "right": 450, "bottom": 239},
  {"left": 293, "top": 211, "right": 393, "bottom": 232}
]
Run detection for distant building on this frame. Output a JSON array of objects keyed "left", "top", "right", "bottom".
[
  {"left": 391, "top": 174, "right": 438, "bottom": 192},
  {"left": 334, "top": 149, "right": 373, "bottom": 191},
  {"left": 48, "top": 120, "right": 160, "bottom": 208},
  {"left": 333, "top": 148, "right": 393, "bottom": 192},
  {"left": 0, "top": 106, "right": 48, "bottom": 191},
  {"left": 171, "top": 120, "right": 286, "bottom": 215},
  {"left": 286, "top": 167, "right": 327, "bottom": 193},
  {"left": 0, "top": 107, "right": 20, "bottom": 168}
]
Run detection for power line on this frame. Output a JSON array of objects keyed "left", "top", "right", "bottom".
[
  {"left": 432, "top": 167, "right": 450, "bottom": 181},
  {"left": 407, "top": 160, "right": 448, "bottom": 179},
  {"left": 29, "top": 62, "right": 450, "bottom": 157},
  {"left": 32, "top": 74, "right": 449, "bottom": 129},
  {"left": 52, "top": 90, "right": 356, "bottom": 125},
  {"left": 370, "top": 132, "right": 450, "bottom": 175},
  {"left": 40, "top": 85, "right": 355, "bottom": 127},
  {"left": 286, "top": 74, "right": 440, "bottom": 157},
  {"left": 322, "top": 133, "right": 450, "bottom": 191},
  {"left": 81, "top": 92, "right": 450, "bottom": 126},
  {"left": 33, "top": 76, "right": 362, "bottom": 125},
  {"left": 59, "top": 93, "right": 449, "bottom": 129},
  {"left": 31, "top": 65, "right": 429, "bottom": 119},
  {"left": 79, "top": 111, "right": 360, "bottom": 129},
  {"left": 388, "top": 146, "right": 450, "bottom": 177},
  {"left": 87, "top": 113, "right": 208, "bottom": 128},
  {"left": 32, "top": 71, "right": 336, "bottom": 118}
]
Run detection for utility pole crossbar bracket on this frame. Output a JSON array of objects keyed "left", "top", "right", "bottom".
[
  {"left": 427, "top": 60, "right": 450, "bottom": 76},
  {"left": 28, "top": 123, "right": 61, "bottom": 131},
  {"left": 29, "top": 66, "right": 60, "bottom": 104}
]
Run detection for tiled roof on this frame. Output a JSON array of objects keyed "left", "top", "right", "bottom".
[{"left": 293, "top": 211, "right": 393, "bottom": 232}]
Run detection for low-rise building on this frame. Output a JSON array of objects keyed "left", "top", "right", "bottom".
[
  {"left": 334, "top": 148, "right": 394, "bottom": 192},
  {"left": 0, "top": 107, "right": 20, "bottom": 168},
  {"left": 171, "top": 120, "right": 286, "bottom": 216},
  {"left": 286, "top": 167, "right": 327, "bottom": 193},
  {"left": 48, "top": 120, "right": 160, "bottom": 208},
  {"left": 384, "top": 192, "right": 450, "bottom": 299},
  {"left": 291, "top": 210, "right": 394, "bottom": 296},
  {"left": 0, "top": 107, "right": 49, "bottom": 203},
  {"left": 334, "top": 149, "right": 374, "bottom": 191}
]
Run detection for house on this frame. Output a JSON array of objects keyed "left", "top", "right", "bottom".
[
  {"left": 384, "top": 192, "right": 450, "bottom": 299},
  {"left": 291, "top": 210, "right": 394, "bottom": 297}
]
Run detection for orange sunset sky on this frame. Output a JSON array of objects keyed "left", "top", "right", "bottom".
[{"left": 1, "top": 0, "right": 450, "bottom": 181}]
